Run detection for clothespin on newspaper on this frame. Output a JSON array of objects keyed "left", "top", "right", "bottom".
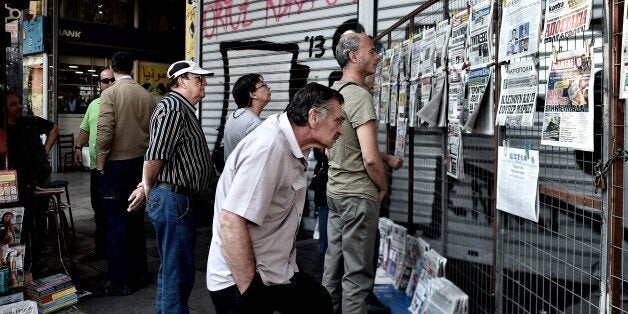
[
  {"left": 503, "top": 139, "right": 509, "bottom": 156},
  {"left": 524, "top": 142, "right": 531, "bottom": 160}
]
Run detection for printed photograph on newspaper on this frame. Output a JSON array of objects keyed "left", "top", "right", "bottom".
[
  {"left": 496, "top": 60, "right": 538, "bottom": 127},
  {"left": 541, "top": 49, "right": 594, "bottom": 151},
  {"left": 498, "top": 0, "right": 542, "bottom": 61},
  {"left": 543, "top": 0, "right": 592, "bottom": 43}
]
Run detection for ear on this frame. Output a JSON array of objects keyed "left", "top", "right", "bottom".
[
  {"left": 349, "top": 50, "right": 359, "bottom": 63},
  {"left": 308, "top": 108, "right": 320, "bottom": 127}
]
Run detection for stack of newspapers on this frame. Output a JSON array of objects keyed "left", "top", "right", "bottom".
[{"left": 25, "top": 273, "right": 77, "bottom": 313}]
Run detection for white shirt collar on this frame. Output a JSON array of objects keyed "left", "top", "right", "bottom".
[{"left": 278, "top": 113, "right": 305, "bottom": 162}]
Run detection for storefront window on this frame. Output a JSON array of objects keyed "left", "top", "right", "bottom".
[
  {"left": 59, "top": 0, "right": 133, "bottom": 28},
  {"left": 57, "top": 63, "right": 101, "bottom": 114}
]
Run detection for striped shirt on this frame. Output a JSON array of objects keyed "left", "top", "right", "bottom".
[{"left": 145, "top": 92, "right": 212, "bottom": 196}]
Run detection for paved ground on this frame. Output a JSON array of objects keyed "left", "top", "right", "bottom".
[{"left": 43, "top": 170, "right": 323, "bottom": 314}]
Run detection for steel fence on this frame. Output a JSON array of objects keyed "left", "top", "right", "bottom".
[{"left": 374, "top": 0, "right": 618, "bottom": 312}]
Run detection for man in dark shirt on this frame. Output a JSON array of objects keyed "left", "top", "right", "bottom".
[
  {"left": 128, "top": 60, "right": 213, "bottom": 313},
  {"left": 5, "top": 91, "right": 58, "bottom": 272}
]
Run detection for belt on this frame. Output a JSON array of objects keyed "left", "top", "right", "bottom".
[{"left": 154, "top": 181, "right": 203, "bottom": 200}]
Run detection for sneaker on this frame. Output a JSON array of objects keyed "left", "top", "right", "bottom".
[
  {"left": 365, "top": 291, "right": 391, "bottom": 314},
  {"left": 94, "top": 281, "right": 132, "bottom": 297}
]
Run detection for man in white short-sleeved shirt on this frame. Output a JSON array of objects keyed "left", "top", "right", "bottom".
[{"left": 207, "top": 83, "right": 345, "bottom": 314}]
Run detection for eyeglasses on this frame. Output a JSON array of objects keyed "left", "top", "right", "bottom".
[
  {"left": 319, "top": 106, "right": 345, "bottom": 126},
  {"left": 100, "top": 78, "right": 115, "bottom": 84},
  {"left": 188, "top": 75, "right": 207, "bottom": 84},
  {"left": 253, "top": 83, "right": 270, "bottom": 91}
]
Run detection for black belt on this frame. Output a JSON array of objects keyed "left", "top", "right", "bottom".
[{"left": 154, "top": 181, "right": 203, "bottom": 200}]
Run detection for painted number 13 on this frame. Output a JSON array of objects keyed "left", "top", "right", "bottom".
[{"left": 305, "top": 35, "right": 326, "bottom": 58}]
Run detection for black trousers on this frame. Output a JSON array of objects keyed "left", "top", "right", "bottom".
[{"left": 210, "top": 272, "right": 333, "bottom": 314}]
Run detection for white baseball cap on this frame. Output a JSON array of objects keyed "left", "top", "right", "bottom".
[{"left": 167, "top": 60, "right": 214, "bottom": 80}]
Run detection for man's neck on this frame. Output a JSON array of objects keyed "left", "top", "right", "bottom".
[
  {"left": 249, "top": 103, "right": 264, "bottom": 116},
  {"left": 340, "top": 70, "right": 367, "bottom": 89},
  {"left": 113, "top": 72, "right": 132, "bottom": 80}
]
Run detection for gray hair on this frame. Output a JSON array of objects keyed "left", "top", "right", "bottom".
[{"left": 335, "top": 33, "right": 362, "bottom": 69}]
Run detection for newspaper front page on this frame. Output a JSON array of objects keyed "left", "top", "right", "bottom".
[
  {"left": 496, "top": 146, "right": 540, "bottom": 222},
  {"left": 447, "top": 68, "right": 466, "bottom": 179},
  {"left": 541, "top": 49, "right": 594, "bottom": 151},
  {"left": 449, "top": 11, "right": 469, "bottom": 67},
  {"left": 420, "top": 28, "right": 436, "bottom": 76},
  {"left": 498, "top": 0, "right": 542, "bottom": 61},
  {"left": 543, "top": 0, "right": 592, "bottom": 42},
  {"left": 464, "top": 67, "right": 492, "bottom": 132},
  {"left": 620, "top": 0, "right": 628, "bottom": 99},
  {"left": 468, "top": 0, "right": 494, "bottom": 67},
  {"left": 496, "top": 61, "right": 538, "bottom": 127}
]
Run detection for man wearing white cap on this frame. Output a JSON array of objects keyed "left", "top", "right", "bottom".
[{"left": 128, "top": 60, "right": 213, "bottom": 313}]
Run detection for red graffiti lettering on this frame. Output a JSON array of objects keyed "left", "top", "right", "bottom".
[
  {"left": 203, "top": 0, "right": 253, "bottom": 41},
  {"left": 265, "top": 0, "right": 315, "bottom": 25}
]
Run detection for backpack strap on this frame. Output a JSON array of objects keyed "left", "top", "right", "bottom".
[{"left": 337, "top": 82, "right": 358, "bottom": 93}]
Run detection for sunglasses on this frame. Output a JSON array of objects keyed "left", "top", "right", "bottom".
[
  {"left": 253, "top": 83, "right": 270, "bottom": 91},
  {"left": 100, "top": 78, "right": 115, "bottom": 84}
]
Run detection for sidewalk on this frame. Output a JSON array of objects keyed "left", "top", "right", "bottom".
[{"left": 47, "top": 170, "right": 325, "bottom": 313}]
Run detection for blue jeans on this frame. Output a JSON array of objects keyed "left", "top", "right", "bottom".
[
  {"left": 147, "top": 187, "right": 198, "bottom": 314},
  {"left": 100, "top": 158, "right": 147, "bottom": 286},
  {"left": 317, "top": 206, "right": 329, "bottom": 257}
]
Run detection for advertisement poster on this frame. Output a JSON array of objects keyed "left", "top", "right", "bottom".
[
  {"left": 541, "top": 49, "right": 594, "bottom": 151},
  {"left": 185, "top": 1, "right": 198, "bottom": 60},
  {"left": 496, "top": 146, "right": 540, "bottom": 222},
  {"left": 496, "top": 61, "right": 539, "bottom": 127},
  {"left": 138, "top": 62, "right": 170, "bottom": 99},
  {"left": 498, "top": 0, "right": 542, "bottom": 61},
  {"left": 468, "top": 0, "right": 494, "bottom": 67},
  {"left": 543, "top": 0, "right": 592, "bottom": 42}
]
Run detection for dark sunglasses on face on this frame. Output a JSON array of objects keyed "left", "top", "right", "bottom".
[{"left": 100, "top": 78, "right": 115, "bottom": 84}]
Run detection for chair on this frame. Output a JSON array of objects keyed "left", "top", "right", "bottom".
[{"left": 58, "top": 134, "right": 74, "bottom": 173}]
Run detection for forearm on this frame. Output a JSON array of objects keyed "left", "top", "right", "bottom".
[
  {"left": 220, "top": 211, "right": 256, "bottom": 293},
  {"left": 75, "top": 130, "right": 89, "bottom": 148},
  {"left": 364, "top": 159, "right": 388, "bottom": 194},
  {"left": 142, "top": 160, "right": 163, "bottom": 196},
  {"left": 43, "top": 125, "right": 59, "bottom": 154}
]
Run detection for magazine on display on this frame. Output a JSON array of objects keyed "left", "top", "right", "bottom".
[
  {"left": 541, "top": 48, "right": 594, "bottom": 151},
  {"left": 496, "top": 61, "right": 539, "bottom": 127},
  {"left": 0, "top": 207, "right": 23, "bottom": 246},
  {"left": 498, "top": 0, "right": 542, "bottom": 61},
  {"left": 543, "top": 0, "right": 592, "bottom": 43},
  {"left": 468, "top": 0, "right": 494, "bottom": 67}
]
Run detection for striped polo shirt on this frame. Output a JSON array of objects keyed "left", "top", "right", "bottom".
[{"left": 145, "top": 91, "right": 212, "bottom": 196}]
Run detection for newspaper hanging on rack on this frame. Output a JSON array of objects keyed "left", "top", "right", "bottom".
[
  {"left": 410, "top": 31, "right": 423, "bottom": 81},
  {"left": 496, "top": 61, "right": 538, "bottom": 127},
  {"left": 541, "top": 49, "right": 594, "bottom": 151},
  {"left": 464, "top": 67, "right": 492, "bottom": 133},
  {"left": 543, "top": 0, "right": 592, "bottom": 42},
  {"left": 619, "top": 0, "right": 628, "bottom": 99},
  {"left": 447, "top": 68, "right": 466, "bottom": 179},
  {"left": 420, "top": 28, "right": 436, "bottom": 76},
  {"left": 468, "top": 0, "right": 494, "bottom": 67},
  {"left": 449, "top": 11, "right": 469, "bottom": 67},
  {"left": 498, "top": 0, "right": 542, "bottom": 61}
]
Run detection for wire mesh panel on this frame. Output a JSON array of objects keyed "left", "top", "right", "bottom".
[{"left": 497, "top": 1, "right": 606, "bottom": 312}]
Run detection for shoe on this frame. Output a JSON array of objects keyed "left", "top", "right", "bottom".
[
  {"left": 129, "top": 274, "right": 151, "bottom": 291},
  {"left": 79, "top": 251, "right": 106, "bottom": 263},
  {"left": 365, "top": 291, "right": 391, "bottom": 314},
  {"left": 93, "top": 281, "right": 132, "bottom": 297}
]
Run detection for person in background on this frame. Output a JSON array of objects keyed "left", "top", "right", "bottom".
[
  {"left": 5, "top": 91, "right": 58, "bottom": 274},
  {"left": 322, "top": 33, "right": 404, "bottom": 314},
  {"left": 73, "top": 67, "right": 115, "bottom": 263},
  {"left": 311, "top": 148, "right": 329, "bottom": 258},
  {"left": 207, "top": 83, "right": 344, "bottom": 313},
  {"left": 223, "top": 73, "right": 271, "bottom": 161},
  {"left": 127, "top": 60, "right": 214, "bottom": 313},
  {"left": 95, "top": 52, "right": 156, "bottom": 296}
]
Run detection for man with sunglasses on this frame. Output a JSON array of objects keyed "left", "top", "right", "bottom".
[
  {"left": 73, "top": 67, "right": 115, "bottom": 264},
  {"left": 95, "top": 52, "right": 156, "bottom": 296},
  {"left": 223, "top": 73, "right": 272, "bottom": 161}
]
